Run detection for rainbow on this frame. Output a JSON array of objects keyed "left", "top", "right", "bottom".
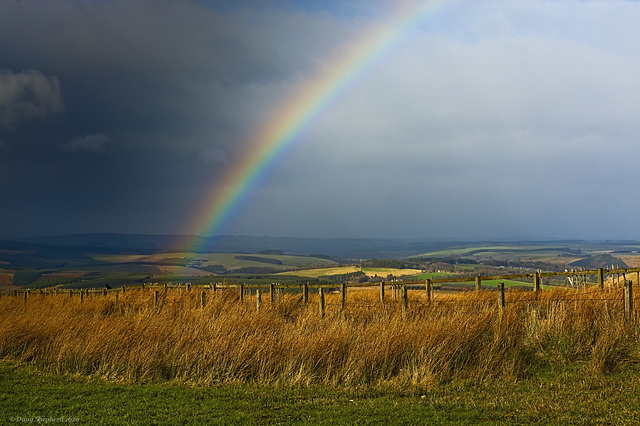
[{"left": 185, "top": 1, "right": 449, "bottom": 250}]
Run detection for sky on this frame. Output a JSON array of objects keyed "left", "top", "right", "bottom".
[{"left": 1, "top": 0, "right": 639, "bottom": 241}]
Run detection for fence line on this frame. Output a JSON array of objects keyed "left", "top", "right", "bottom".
[
  {"left": 11, "top": 266, "right": 640, "bottom": 296},
  {"left": 10, "top": 267, "right": 640, "bottom": 320}
]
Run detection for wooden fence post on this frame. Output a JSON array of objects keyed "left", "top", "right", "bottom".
[
  {"left": 239, "top": 284, "right": 244, "bottom": 303},
  {"left": 475, "top": 276, "right": 482, "bottom": 292},
  {"left": 380, "top": 282, "right": 385, "bottom": 303},
  {"left": 102, "top": 288, "right": 107, "bottom": 297},
  {"left": 200, "top": 290, "right": 206, "bottom": 309},
  {"left": 598, "top": 268, "right": 604, "bottom": 290},
  {"left": 270, "top": 283, "right": 275, "bottom": 304},
  {"left": 624, "top": 280, "right": 633, "bottom": 323},
  {"left": 533, "top": 272, "right": 540, "bottom": 292},
  {"left": 23, "top": 291, "right": 27, "bottom": 303},
  {"left": 256, "top": 289, "right": 262, "bottom": 312},
  {"left": 122, "top": 286, "right": 126, "bottom": 294},
  {"left": 498, "top": 283, "right": 505, "bottom": 312},
  {"left": 319, "top": 288, "right": 325, "bottom": 319},
  {"left": 154, "top": 290, "right": 159, "bottom": 307},
  {"left": 426, "top": 279, "right": 432, "bottom": 304},
  {"left": 341, "top": 283, "right": 347, "bottom": 310},
  {"left": 68, "top": 289, "right": 73, "bottom": 298},
  {"left": 577, "top": 267, "right": 581, "bottom": 287},
  {"left": 114, "top": 291, "right": 119, "bottom": 308},
  {"left": 303, "top": 282, "right": 309, "bottom": 305},
  {"left": 401, "top": 284, "right": 408, "bottom": 315},
  {"left": 80, "top": 290, "right": 84, "bottom": 303}
]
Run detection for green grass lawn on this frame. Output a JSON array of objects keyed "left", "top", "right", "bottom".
[
  {"left": 477, "top": 279, "right": 532, "bottom": 288},
  {"left": 2, "top": 362, "right": 639, "bottom": 425},
  {"left": 413, "top": 273, "right": 535, "bottom": 289}
]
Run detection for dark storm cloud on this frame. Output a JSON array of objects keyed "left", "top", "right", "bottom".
[
  {"left": 59, "top": 134, "right": 111, "bottom": 153},
  {"left": 0, "top": 69, "right": 64, "bottom": 128},
  {"left": 0, "top": 0, "right": 358, "bottom": 237},
  {"left": 0, "top": 1, "right": 323, "bottom": 143}
]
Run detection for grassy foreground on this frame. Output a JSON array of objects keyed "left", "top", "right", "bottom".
[
  {"left": 1, "top": 286, "right": 640, "bottom": 423},
  {"left": 1, "top": 361, "right": 640, "bottom": 424},
  {"left": 1, "top": 287, "right": 639, "bottom": 384}
]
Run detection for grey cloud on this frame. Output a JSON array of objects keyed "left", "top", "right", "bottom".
[
  {"left": 59, "top": 134, "right": 111, "bottom": 153},
  {"left": 0, "top": 69, "right": 64, "bottom": 128},
  {"left": 198, "top": 147, "right": 229, "bottom": 165},
  {"left": 211, "top": 0, "right": 639, "bottom": 240}
]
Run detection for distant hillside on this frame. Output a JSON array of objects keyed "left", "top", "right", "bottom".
[
  {"left": 5, "top": 233, "right": 640, "bottom": 262},
  {"left": 9, "top": 233, "right": 447, "bottom": 259},
  {"left": 569, "top": 254, "right": 628, "bottom": 269},
  {"left": 12, "top": 233, "right": 185, "bottom": 255}
]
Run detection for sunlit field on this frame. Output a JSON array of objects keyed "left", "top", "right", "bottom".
[
  {"left": 278, "top": 266, "right": 423, "bottom": 278},
  {"left": 1, "top": 285, "right": 637, "bottom": 386}
]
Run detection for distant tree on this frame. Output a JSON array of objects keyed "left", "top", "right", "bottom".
[
  {"left": 430, "top": 262, "right": 454, "bottom": 273},
  {"left": 309, "top": 254, "right": 332, "bottom": 260},
  {"left": 258, "top": 249, "right": 285, "bottom": 255}
]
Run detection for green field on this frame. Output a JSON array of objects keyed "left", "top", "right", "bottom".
[
  {"left": 414, "top": 272, "right": 456, "bottom": 280},
  {"left": 477, "top": 279, "right": 535, "bottom": 288},
  {"left": 411, "top": 272, "right": 552, "bottom": 290},
  {"left": 2, "top": 362, "right": 639, "bottom": 425}
]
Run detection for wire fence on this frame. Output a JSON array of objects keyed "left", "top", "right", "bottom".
[{"left": 8, "top": 266, "right": 639, "bottom": 323}]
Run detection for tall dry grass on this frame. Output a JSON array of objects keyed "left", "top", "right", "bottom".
[{"left": 0, "top": 285, "right": 637, "bottom": 386}]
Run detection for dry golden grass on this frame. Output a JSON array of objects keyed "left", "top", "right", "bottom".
[{"left": 0, "top": 286, "right": 638, "bottom": 386}]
